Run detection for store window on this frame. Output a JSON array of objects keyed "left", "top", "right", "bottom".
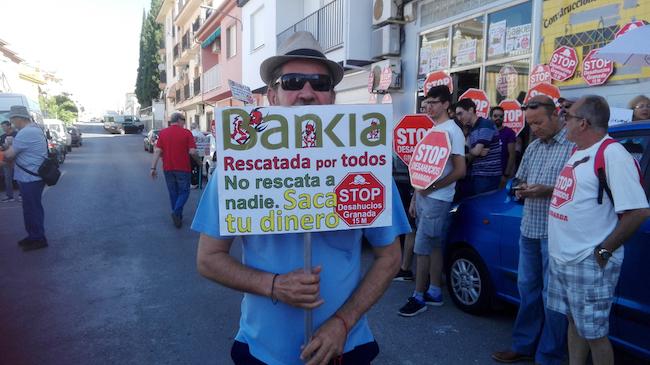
[
  {"left": 486, "top": 1, "right": 532, "bottom": 61},
  {"left": 452, "top": 17, "right": 484, "bottom": 67},
  {"left": 484, "top": 59, "right": 530, "bottom": 105},
  {"left": 419, "top": 28, "right": 449, "bottom": 78}
]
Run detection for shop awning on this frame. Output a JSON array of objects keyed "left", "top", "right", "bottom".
[{"left": 201, "top": 27, "right": 221, "bottom": 48}]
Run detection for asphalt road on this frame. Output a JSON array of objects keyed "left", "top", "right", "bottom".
[{"left": 0, "top": 123, "right": 641, "bottom": 365}]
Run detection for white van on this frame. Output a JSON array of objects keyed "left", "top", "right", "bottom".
[
  {"left": 44, "top": 118, "right": 72, "bottom": 151},
  {"left": 0, "top": 93, "right": 45, "bottom": 127}
]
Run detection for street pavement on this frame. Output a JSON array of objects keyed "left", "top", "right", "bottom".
[{"left": 0, "top": 123, "right": 641, "bottom": 364}]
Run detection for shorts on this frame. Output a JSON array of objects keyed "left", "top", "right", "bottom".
[
  {"left": 396, "top": 179, "right": 416, "bottom": 229},
  {"left": 413, "top": 194, "right": 451, "bottom": 255},
  {"left": 547, "top": 254, "right": 622, "bottom": 339}
]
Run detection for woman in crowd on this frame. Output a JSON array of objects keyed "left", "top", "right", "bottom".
[{"left": 628, "top": 95, "right": 650, "bottom": 121}]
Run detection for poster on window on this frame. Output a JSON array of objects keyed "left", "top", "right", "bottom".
[
  {"left": 429, "top": 47, "right": 449, "bottom": 72},
  {"left": 419, "top": 47, "right": 432, "bottom": 75},
  {"left": 505, "top": 24, "right": 531, "bottom": 56},
  {"left": 456, "top": 39, "right": 477, "bottom": 65},
  {"left": 488, "top": 20, "right": 507, "bottom": 57}
]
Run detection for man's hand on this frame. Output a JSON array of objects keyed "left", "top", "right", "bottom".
[
  {"left": 408, "top": 196, "right": 417, "bottom": 218},
  {"left": 150, "top": 168, "right": 158, "bottom": 179},
  {"left": 300, "top": 315, "right": 347, "bottom": 365},
  {"left": 515, "top": 183, "right": 551, "bottom": 199},
  {"left": 594, "top": 247, "right": 608, "bottom": 269},
  {"left": 274, "top": 266, "right": 324, "bottom": 309}
]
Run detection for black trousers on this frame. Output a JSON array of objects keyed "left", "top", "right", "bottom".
[{"left": 231, "top": 340, "right": 379, "bottom": 365}]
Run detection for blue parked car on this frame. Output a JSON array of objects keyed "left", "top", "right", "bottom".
[{"left": 444, "top": 120, "right": 650, "bottom": 360}]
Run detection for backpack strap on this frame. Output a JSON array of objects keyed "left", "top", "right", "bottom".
[{"left": 594, "top": 138, "right": 617, "bottom": 204}]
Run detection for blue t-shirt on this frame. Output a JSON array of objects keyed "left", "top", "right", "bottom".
[
  {"left": 192, "top": 176, "right": 411, "bottom": 365},
  {"left": 12, "top": 123, "right": 47, "bottom": 182},
  {"left": 468, "top": 117, "right": 502, "bottom": 177}
]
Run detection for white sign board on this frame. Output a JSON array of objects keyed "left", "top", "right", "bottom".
[
  {"left": 195, "top": 134, "right": 211, "bottom": 157},
  {"left": 228, "top": 79, "right": 255, "bottom": 104},
  {"left": 215, "top": 105, "right": 393, "bottom": 235},
  {"left": 608, "top": 107, "right": 633, "bottom": 126}
]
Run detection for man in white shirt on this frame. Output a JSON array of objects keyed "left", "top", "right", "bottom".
[
  {"left": 547, "top": 95, "right": 650, "bottom": 365},
  {"left": 398, "top": 85, "right": 466, "bottom": 317}
]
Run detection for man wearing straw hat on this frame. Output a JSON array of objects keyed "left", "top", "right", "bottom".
[{"left": 192, "top": 31, "right": 410, "bottom": 365}]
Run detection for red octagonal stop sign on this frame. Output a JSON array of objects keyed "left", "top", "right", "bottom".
[
  {"left": 423, "top": 71, "right": 453, "bottom": 94},
  {"left": 529, "top": 64, "right": 552, "bottom": 89},
  {"left": 334, "top": 172, "right": 385, "bottom": 227},
  {"left": 408, "top": 130, "right": 451, "bottom": 190},
  {"left": 582, "top": 49, "right": 614, "bottom": 86},
  {"left": 549, "top": 46, "right": 578, "bottom": 81},
  {"left": 551, "top": 165, "right": 576, "bottom": 209},
  {"left": 499, "top": 99, "right": 525, "bottom": 136},
  {"left": 459, "top": 88, "right": 490, "bottom": 119},
  {"left": 524, "top": 82, "right": 561, "bottom": 105},
  {"left": 616, "top": 21, "right": 647, "bottom": 38},
  {"left": 393, "top": 114, "right": 434, "bottom": 165}
]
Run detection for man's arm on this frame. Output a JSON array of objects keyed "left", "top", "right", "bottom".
[
  {"left": 189, "top": 147, "right": 202, "bottom": 164},
  {"left": 467, "top": 143, "right": 487, "bottom": 163},
  {"left": 301, "top": 239, "right": 401, "bottom": 365},
  {"left": 596, "top": 208, "right": 650, "bottom": 267},
  {"left": 196, "top": 233, "right": 323, "bottom": 307},
  {"left": 150, "top": 147, "right": 162, "bottom": 178},
  {"left": 418, "top": 154, "right": 466, "bottom": 195},
  {"left": 3, "top": 146, "right": 16, "bottom": 160}
]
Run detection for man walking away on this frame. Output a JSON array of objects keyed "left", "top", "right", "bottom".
[
  {"left": 492, "top": 95, "right": 573, "bottom": 365},
  {"left": 1, "top": 120, "right": 18, "bottom": 202},
  {"left": 150, "top": 112, "right": 198, "bottom": 228},
  {"left": 547, "top": 95, "right": 650, "bottom": 365},
  {"left": 2, "top": 106, "right": 48, "bottom": 251}
]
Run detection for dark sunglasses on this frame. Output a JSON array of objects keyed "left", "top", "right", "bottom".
[
  {"left": 275, "top": 73, "right": 333, "bottom": 92},
  {"left": 521, "top": 101, "right": 556, "bottom": 111}
]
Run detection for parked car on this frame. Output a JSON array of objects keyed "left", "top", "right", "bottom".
[
  {"left": 44, "top": 118, "right": 72, "bottom": 151},
  {"left": 143, "top": 129, "right": 160, "bottom": 152},
  {"left": 115, "top": 115, "right": 141, "bottom": 134},
  {"left": 103, "top": 115, "right": 119, "bottom": 133},
  {"left": 47, "top": 130, "right": 67, "bottom": 164},
  {"left": 444, "top": 121, "right": 650, "bottom": 360},
  {"left": 67, "top": 126, "right": 82, "bottom": 147}
]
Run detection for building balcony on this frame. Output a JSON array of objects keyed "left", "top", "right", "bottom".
[
  {"left": 203, "top": 64, "right": 221, "bottom": 93},
  {"left": 173, "top": 43, "right": 180, "bottom": 61},
  {"left": 178, "top": 31, "right": 199, "bottom": 65},
  {"left": 174, "top": 0, "right": 201, "bottom": 27},
  {"left": 193, "top": 77, "right": 201, "bottom": 96},
  {"left": 158, "top": 38, "right": 166, "bottom": 56},
  {"left": 175, "top": 88, "right": 181, "bottom": 104},
  {"left": 277, "top": 0, "right": 344, "bottom": 53}
]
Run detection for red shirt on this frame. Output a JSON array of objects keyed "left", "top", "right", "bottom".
[{"left": 156, "top": 125, "right": 197, "bottom": 172}]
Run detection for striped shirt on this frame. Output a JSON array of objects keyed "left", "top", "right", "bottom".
[
  {"left": 516, "top": 127, "right": 574, "bottom": 238},
  {"left": 469, "top": 117, "right": 502, "bottom": 176}
]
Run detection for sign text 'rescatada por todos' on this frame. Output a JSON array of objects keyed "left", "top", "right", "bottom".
[{"left": 215, "top": 105, "right": 393, "bottom": 236}]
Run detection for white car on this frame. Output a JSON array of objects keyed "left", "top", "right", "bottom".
[{"left": 44, "top": 118, "right": 72, "bottom": 151}]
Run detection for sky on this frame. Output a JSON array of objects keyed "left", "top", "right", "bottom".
[{"left": 0, "top": 0, "right": 152, "bottom": 115}]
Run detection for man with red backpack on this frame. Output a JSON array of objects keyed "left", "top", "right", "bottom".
[{"left": 547, "top": 95, "right": 650, "bottom": 365}]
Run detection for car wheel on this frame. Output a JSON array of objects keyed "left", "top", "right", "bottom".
[{"left": 446, "top": 247, "right": 493, "bottom": 315}]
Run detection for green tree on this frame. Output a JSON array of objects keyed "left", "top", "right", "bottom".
[
  {"left": 135, "top": 0, "right": 163, "bottom": 109},
  {"left": 39, "top": 94, "right": 78, "bottom": 124}
]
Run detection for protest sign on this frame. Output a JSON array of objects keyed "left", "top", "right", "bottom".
[
  {"left": 408, "top": 130, "right": 451, "bottom": 190},
  {"left": 195, "top": 134, "right": 211, "bottom": 157},
  {"left": 215, "top": 105, "right": 393, "bottom": 235},
  {"left": 393, "top": 114, "right": 435, "bottom": 165}
]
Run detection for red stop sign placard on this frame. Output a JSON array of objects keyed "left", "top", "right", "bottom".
[
  {"left": 499, "top": 99, "right": 525, "bottom": 136},
  {"left": 459, "top": 88, "right": 490, "bottom": 119},
  {"left": 524, "top": 82, "right": 561, "bottom": 105},
  {"left": 408, "top": 130, "right": 451, "bottom": 190},
  {"left": 582, "top": 49, "right": 614, "bottom": 86},
  {"left": 334, "top": 172, "right": 385, "bottom": 227},
  {"left": 497, "top": 65, "right": 518, "bottom": 97},
  {"left": 393, "top": 114, "right": 434, "bottom": 165},
  {"left": 423, "top": 71, "right": 453, "bottom": 94},
  {"left": 529, "top": 64, "right": 552, "bottom": 89},
  {"left": 551, "top": 166, "right": 576, "bottom": 209},
  {"left": 549, "top": 46, "right": 578, "bottom": 81},
  {"left": 616, "top": 21, "right": 647, "bottom": 38}
]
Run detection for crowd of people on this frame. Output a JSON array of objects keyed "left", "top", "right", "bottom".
[{"left": 2, "top": 29, "right": 650, "bottom": 365}]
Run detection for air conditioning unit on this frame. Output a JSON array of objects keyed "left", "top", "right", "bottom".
[
  {"left": 372, "top": 0, "right": 401, "bottom": 26},
  {"left": 403, "top": 1, "right": 416, "bottom": 22},
  {"left": 371, "top": 24, "right": 400, "bottom": 59},
  {"left": 369, "top": 57, "right": 401, "bottom": 93}
]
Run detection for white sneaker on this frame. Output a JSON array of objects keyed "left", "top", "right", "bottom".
[{"left": 1, "top": 197, "right": 15, "bottom": 202}]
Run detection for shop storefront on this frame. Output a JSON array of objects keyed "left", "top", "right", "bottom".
[{"left": 417, "top": 0, "right": 533, "bottom": 108}]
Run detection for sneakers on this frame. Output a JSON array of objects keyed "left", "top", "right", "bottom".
[
  {"left": 393, "top": 269, "right": 414, "bottom": 281},
  {"left": 1, "top": 196, "right": 15, "bottom": 202},
  {"left": 424, "top": 291, "right": 444, "bottom": 306},
  {"left": 491, "top": 350, "right": 533, "bottom": 363},
  {"left": 398, "top": 297, "right": 427, "bottom": 317},
  {"left": 21, "top": 239, "right": 48, "bottom": 251},
  {"left": 171, "top": 213, "right": 182, "bottom": 228}
]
